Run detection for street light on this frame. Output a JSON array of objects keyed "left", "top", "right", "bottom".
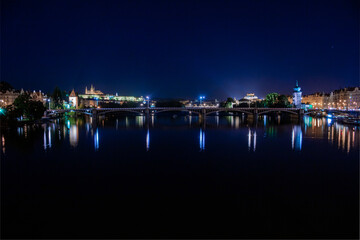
[
  {"left": 146, "top": 96, "right": 150, "bottom": 108},
  {"left": 47, "top": 99, "right": 51, "bottom": 110},
  {"left": 199, "top": 96, "right": 205, "bottom": 106}
]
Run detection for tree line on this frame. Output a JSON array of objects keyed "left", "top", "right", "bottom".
[{"left": 222, "top": 93, "right": 291, "bottom": 108}]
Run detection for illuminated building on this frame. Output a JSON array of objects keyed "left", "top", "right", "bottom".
[
  {"left": 0, "top": 89, "right": 47, "bottom": 106},
  {"left": 302, "top": 92, "right": 327, "bottom": 109},
  {"left": 302, "top": 87, "right": 360, "bottom": 110},
  {"left": 85, "top": 85, "right": 103, "bottom": 95},
  {"left": 69, "top": 89, "right": 78, "bottom": 108},
  {"left": 79, "top": 85, "right": 144, "bottom": 104},
  {"left": 292, "top": 80, "right": 302, "bottom": 108},
  {"left": 328, "top": 87, "right": 360, "bottom": 110},
  {"left": 244, "top": 93, "right": 259, "bottom": 101}
]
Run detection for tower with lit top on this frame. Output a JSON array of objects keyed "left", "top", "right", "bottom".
[
  {"left": 69, "top": 89, "right": 78, "bottom": 108},
  {"left": 293, "top": 80, "right": 302, "bottom": 108}
]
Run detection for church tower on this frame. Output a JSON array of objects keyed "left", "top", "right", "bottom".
[
  {"left": 69, "top": 89, "right": 78, "bottom": 108},
  {"left": 293, "top": 80, "right": 302, "bottom": 108}
]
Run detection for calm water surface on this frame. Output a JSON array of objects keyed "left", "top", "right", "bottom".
[{"left": 1, "top": 115, "right": 359, "bottom": 238}]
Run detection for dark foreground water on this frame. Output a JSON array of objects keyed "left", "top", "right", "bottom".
[{"left": 1, "top": 114, "right": 359, "bottom": 238}]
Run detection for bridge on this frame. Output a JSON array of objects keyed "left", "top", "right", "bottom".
[
  {"left": 46, "top": 107, "right": 309, "bottom": 119},
  {"left": 45, "top": 107, "right": 355, "bottom": 118},
  {"left": 45, "top": 107, "right": 356, "bottom": 126}
]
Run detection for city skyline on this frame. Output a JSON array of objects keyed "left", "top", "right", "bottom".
[{"left": 2, "top": 0, "right": 359, "bottom": 98}]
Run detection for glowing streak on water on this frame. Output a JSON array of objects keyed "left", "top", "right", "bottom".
[
  {"left": 48, "top": 126, "right": 52, "bottom": 148},
  {"left": 43, "top": 127, "right": 47, "bottom": 150},
  {"left": 199, "top": 128, "right": 205, "bottom": 151},
  {"left": 253, "top": 131, "right": 257, "bottom": 152},
  {"left": 146, "top": 128, "right": 150, "bottom": 151},
  {"left": 248, "top": 129, "right": 251, "bottom": 151},
  {"left": 94, "top": 129, "right": 99, "bottom": 151}
]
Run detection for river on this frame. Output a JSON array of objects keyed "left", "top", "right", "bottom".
[{"left": 1, "top": 114, "right": 359, "bottom": 238}]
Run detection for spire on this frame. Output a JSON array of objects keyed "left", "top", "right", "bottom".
[
  {"left": 296, "top": 80, "right": 299, "bottom": 87},
  {"left": 85, "top": 86, "right": 88, "bottom": 94},
  {"left": 69, "top": 89, "right": 77, "bottom": 97}
]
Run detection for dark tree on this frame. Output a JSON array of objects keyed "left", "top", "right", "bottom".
[
  {"left": 100, "top": 102, "right": 122, "bottom": 108},
  {"left": 265, "top": 93, "right": 279, "bottom": 107},
  {"left": 121, "top": 101, "right": 141, "bottom": 108},
  {"left": 12, "top": 93, "right": 46, "bottom": 120},
  {"left": 0, "top": 81, "right": 14, "bottom": 92},
  {"left": 51, "top": 86, "right": 64, "bottom": 109},
  {"left": 275, "top": 95, "right": 291, "bottom": 108},
  {"left": 156, "top": 100, "right": 183, "bottom": 107}
]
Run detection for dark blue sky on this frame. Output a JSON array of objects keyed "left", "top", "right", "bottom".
[{"left": 1, "top": 0, "right": 359, "bottom": 99}]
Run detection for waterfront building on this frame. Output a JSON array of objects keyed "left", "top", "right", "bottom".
[
  {"left": 29, "top": 90, "right": 47, "bottom": 103},
  {"left": 0, "top": 89, "right": 21, "bottom": 106},
  {"left": 302, "top": 92, "right": 327, "bottom": 109},
  {"left": 292, "top": 81, "right": 302, "bottom": 108},
  {"left": 69, "top": 89, "right": 78, "bottom": 108},
  {"left": 329, "top": 87, "right": 360, "bottom": 110},
  {"left": 302, "top": 87, "right": 360, "bottom": 110},
  {"left": 0, "top": 89, "right": 47, "bottom": 106}
]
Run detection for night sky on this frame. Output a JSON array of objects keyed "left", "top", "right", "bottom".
[{"left": 1, "top": 0, "right": 359, "bottom": 99}]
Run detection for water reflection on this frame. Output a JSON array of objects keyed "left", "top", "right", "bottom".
[
  {"left": 30, "top": 115, "right": 360, "bottom": 153},
  {"left": 94, "top": 128, "right": 99, "bottom": 151},
  {"left": 136, "top": 116, "right": 144, "bottom": 128},
  {"left": 248, "top": 129, "right": 257, "bottom": 152},
  {"left": 215, "top": 116, "right": 219, "bottom": 127},
  {"left": 199, "top": 128, "right": 205, "bottom": 151},
  {"left": 303, "top": 116, "right": 357, "bottom": 154},
  {"left": 225, "top": 116, "right": 234, "bottom": 127},
  {"left": 43, "top": 124, "right": 53, "bottom": 150},
  {"left": 1, "top": 134, "right": 5, "bottom": 154},
  {"left": 291, "top": 125, "right": 302, "bottom": 151},
  {"left": 69, "top": 124, "right": 79, "bottom": 147},
  {"left": 146, "top": 128, "right": 150, "bottom": 151}
]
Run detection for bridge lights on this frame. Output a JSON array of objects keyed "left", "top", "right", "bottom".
[
  {"left": 199, "top": 96, "right": 205, "bottom": 106},
  {"left": 145, "top": 96, "right": 150, "bottom": 108}
]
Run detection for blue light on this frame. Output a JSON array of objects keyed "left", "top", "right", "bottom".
[
  {"left": 327, "top": 114, "right": 333, "bottom": 118},
  {"left": 199, "top": 128, "right": 205, "bottom": 151},
  {"left": 94, "top": 128, "right": 99, "bottom": 151},
  {"left": 146, "top": 129, "right": 150, "bottom": 151}
]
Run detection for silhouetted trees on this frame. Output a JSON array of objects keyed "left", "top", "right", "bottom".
[
  {"left": 10, "top": 93, "right": 46, "bottom": 121},
  {"left": 50, "top": 86, "right": 68, "bottom": 109},
  {"left": 156, "top": 100, "right": 183, "bottom": 107},
  {"left": 0, "top": 81, "right": 14, "bottom": 92}
]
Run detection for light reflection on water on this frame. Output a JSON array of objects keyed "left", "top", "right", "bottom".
[
  {"left": 146, "top": 128, "right": 150, "bottom": 151},
  {"left": 292, "top": 125, "right": 302, "bottom": 151},
  {"left": 94, "top": 128, "right": 99, "bottom": 151},
  {"left": 4, "top": 115, "right": 359, "bottom": 154},
  {"left": 199, "top": 128, "right": 205, "bottom": 151}
]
